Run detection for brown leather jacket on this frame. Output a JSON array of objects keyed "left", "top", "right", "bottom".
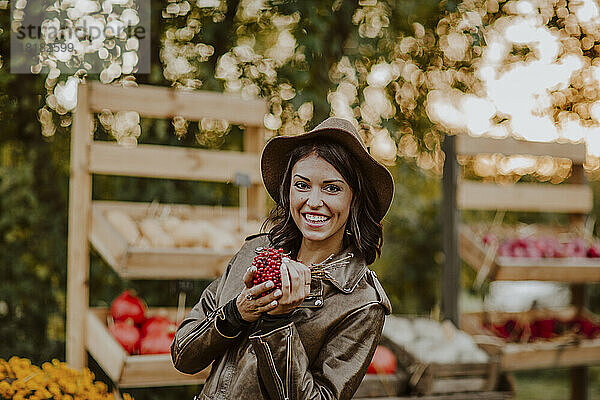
[{"left": 171, "top": 234, "right": 391, "bottom": 400}]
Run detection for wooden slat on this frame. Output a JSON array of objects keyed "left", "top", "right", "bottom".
[
  {"left": 458, "top": 225, "right": 499, "bottom": 282},
  {"left": 355, "top": 392, "right": 512, "bottom": 400},
  {"left": 92, "top": 201, "right": 242, "bottom": 220},
  {"left": 122, "top": 248, "right": 233, "bottom": 279},
  {"left": 119, "top": 355, "right": 209, "bottom": 388},
  {"left": 89, "top": 142, "right": 261, "bottom": 183},
  {"left": 456, "top": 135, "right": 586, "bottom": 163},
  {"left": 493, "top": 258, "right": 600, "bottom": 282},
  {"left": 89, "top": 205, "right": 128, "bottom": 268},
  {"left": 430, "top": 363, "right": 490, "bottom": 377},
  {"left": 457, "top": 181, "right": 593, "bottom": 213},
  {"left": 501, "top": 340, "right": 600, "bottom": 371},
  {"left": 87, "top": 82, "right": 267, "bottom": 126},
  {"left": 354, "top": 373, "right": 408, "bottom": 398},
  {"left": 430, "top": 377, "right": 488, "bottom": 394},
  {"left": 67, "top": 83, "right": 93, "bottom": 369},
  {"left": 244, "top": 126, "right": 267, "bottom": 219},
  {"left": 86, "top": 310, "right": 127, "bottom": 382}
]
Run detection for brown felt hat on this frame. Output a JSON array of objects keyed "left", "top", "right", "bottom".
[{"left": 261, "top": 117, "right": 395, "bottom": 222}]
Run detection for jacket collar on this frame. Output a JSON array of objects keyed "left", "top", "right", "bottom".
[{"left": 317, "top": 243, "right": 367, "bottom": 293}]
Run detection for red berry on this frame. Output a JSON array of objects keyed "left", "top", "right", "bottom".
[{"left": 252, "top": 247, "right": 284, "bottom": 297}]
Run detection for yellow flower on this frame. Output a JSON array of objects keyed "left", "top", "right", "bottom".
[
  {"left": 0, "top": 381, "right": 14, "bottom": 398},
  {"left": 0, "top": 357, "right": 133, "bottom": 400}
]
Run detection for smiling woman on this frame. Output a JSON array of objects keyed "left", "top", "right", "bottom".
[
  {"left": 171, "top": 117, "right": 395, "bottom": 400},
  {"left": 267, "top": 138, "right": 383, "bottom": 265}
]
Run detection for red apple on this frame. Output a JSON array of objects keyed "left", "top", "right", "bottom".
[
  {"left": 141, "top": 315, "right": 177, "bottom": 338},
  {"left": 111, "top": 290, "right": 146, "bottom": 325},
  {"left": 563, "top": 238, "right": 587, "bottom": 258},
  {"left": 587, "top": 246, "right": 600, "bottom": 258},
  {"left": 109, "top": 319, "right": 140, "bottom": 354},
  {"left": 140, "top": 332, "right": 174, "bottom": 355},
  {"left": 367, "top": 346, "right": 397, "bottom": 374}
]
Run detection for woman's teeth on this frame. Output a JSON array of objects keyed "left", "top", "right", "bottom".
[{"left": 304, "top": 214, "right": 329, "bottom": 223}]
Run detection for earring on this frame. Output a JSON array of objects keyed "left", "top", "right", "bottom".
[{"left": 345, "top": 229, "right": 352, "bottom": 236}]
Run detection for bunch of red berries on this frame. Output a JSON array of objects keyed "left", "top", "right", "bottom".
[{"left": 252, "top": 247, "right": 284, "bottom": 297}]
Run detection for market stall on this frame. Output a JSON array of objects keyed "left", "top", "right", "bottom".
[
  {"left": 453, "top": 134, "right": 599, "bottom": 400},
  {"left": 67, "top": 82, "right": 268, "bottom": 392}
]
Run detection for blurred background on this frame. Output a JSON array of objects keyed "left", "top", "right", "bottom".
[{"left": 2, "top": 0, "right": 600, "bottom": 399}]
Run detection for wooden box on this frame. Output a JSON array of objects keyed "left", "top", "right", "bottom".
[
  {"left": 353, "top": 391, "right": 513, "bottom": 400},
  {"left": 86, "top": 307, "right": 209, "bottom": 388},
  {"left": 90, "top": 201, "right": 262, "bottom": 279},
  {"left": 354, "top": 372, "right": 409, "bottom": 398},
  {"left": 459, "top": 224, "right": 600, "bottom": 283},
  {"left": 461, "top": 308, "right": 600, "bottom": 371},
  {"left": 380, "top": 337, "right": 498, "bottom": 395}
]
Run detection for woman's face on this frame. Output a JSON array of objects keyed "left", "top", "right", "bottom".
[{"left": 289, "top": 153, "right": 353, "bottom": 244}]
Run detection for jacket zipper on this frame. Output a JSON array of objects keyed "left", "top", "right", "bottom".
[
  {"left": 258, "top": 338, "right": 286, "bottom": 400},
  {"left": 285, "top": 330, "right": 292, "bottom": 400}
]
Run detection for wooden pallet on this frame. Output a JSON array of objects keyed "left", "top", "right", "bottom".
[
  {"left": 461, "top": 310, "right": 600, "bottom": 371},
  {"left": 459, "top": 224, "right": 600, "bottom": 283},
  {"left": 86, "top": 307, "right": 209, "bottom": 388}
]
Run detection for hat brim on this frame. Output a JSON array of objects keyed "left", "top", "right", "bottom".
[{"left": 261, "top": 126, "right": 394, "bottom": 222}]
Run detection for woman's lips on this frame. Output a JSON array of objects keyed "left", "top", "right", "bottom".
[{"left": 302, "top": 213, "right": 331, "bottom": 227}]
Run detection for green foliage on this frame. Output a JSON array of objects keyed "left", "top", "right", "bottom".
[
  {"left": 374, "top": 160, "right": 442, "bottom": 314},
  {"left": 0, "top": 141, "right": 67, "bottom": 362}
]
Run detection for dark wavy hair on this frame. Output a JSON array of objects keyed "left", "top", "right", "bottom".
[{"left": 262, "top": 138, "right": 383, "bottom": 265}]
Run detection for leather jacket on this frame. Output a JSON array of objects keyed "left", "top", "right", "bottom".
[{"left": 171, "top": 234, "right": 392, "bottom": 400}]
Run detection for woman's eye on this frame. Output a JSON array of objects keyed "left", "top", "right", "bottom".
[
  {"left": 324, "top": 185, "right": 341, "bottom": 193},
  {"left": 294, "top": 181, "right": 309, "bottom": 189}
]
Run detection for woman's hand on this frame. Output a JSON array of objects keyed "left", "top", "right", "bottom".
[
  {"left": 267, "top": 257, "right": 312, "bottom": 316},
  {"left": 236, "top": 266, "right": 282, "bottom": 322}
]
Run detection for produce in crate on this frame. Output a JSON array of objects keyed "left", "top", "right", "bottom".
[
  {"left": 383, "top": 316, "right": 489, "bottom": 364},
  {"left": 140, "top": 218, "right": 175, "bottom": 248},
  {"left": 108, "top": 290, "right": 177, "bottom": 355},
  {"left": 140, "top": 314, "right": 178, "bottom": 355},
  {"left": 166, "top": 219, "right": 214, "bottom": 247},
  {"left": 109, "top": 319, "right": 141, "bottom": 354},
  {"left": 474, "top": 223, "right": 600, "bottom": 259},
  {"left": 106, "top": 209, "right": 141, "bottom": 245},
  {"left": 141, "top": 315, "right": 178, "bottom": 337},
  {"left": 103, "top": 207, "right": 256, "bottom": 250},
  {"left": 367, "top": 345, "right": 397, "bottom": 374},
  {"left": 110, "top": 290, "right": 146, "bottom": 324},
  {"left": 140, "top": 330, "right": 175, "bottom": 355},
  {"left": 482, "top": 309, "right": 600, "bottom": 342}
]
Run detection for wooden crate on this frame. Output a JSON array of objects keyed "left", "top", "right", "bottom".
[
  {"left": 86, "top": 307, "right": 209, "bottom": 388},
  {"left": 379, "top": 336, "right": 499, "bottom": 396},
  {"left": 459, "top": 224, "right": 600, "bottom": 283},
  {"left": 354, "top": 392, "right": 513, "bottom": 400},
  {"left": 90, "top": 201, "right": 262, "bottom": 279},
  {"left": 354, "top": 372, "right": 409, "bottom": 398},
  {"left": 461, "top": 309, "right": 600, "bottom": 371}
]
